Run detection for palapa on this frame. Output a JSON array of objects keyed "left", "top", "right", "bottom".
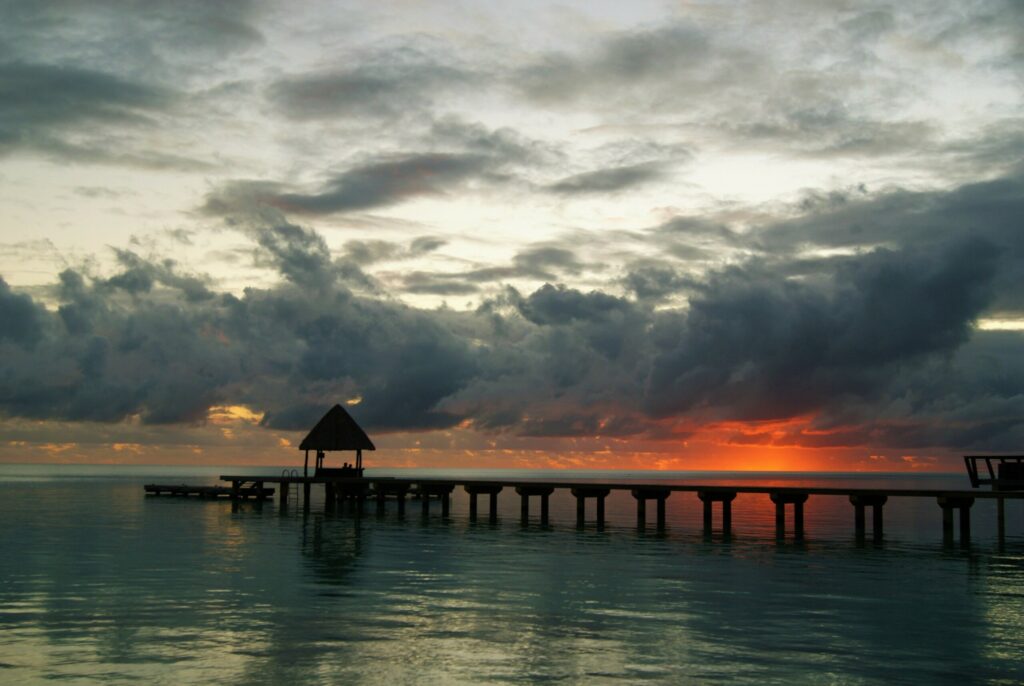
[{"left": 300, "top": 404, "right": 375, "bottom": 476}]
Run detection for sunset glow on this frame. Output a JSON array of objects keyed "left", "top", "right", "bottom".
[{"left": 1, "top": 1, "right": 1021, "bottom": 471}]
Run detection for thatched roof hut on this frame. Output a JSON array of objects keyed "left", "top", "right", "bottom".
[{"left": 300, "top": 404, "right": 375, "bottom": 476}]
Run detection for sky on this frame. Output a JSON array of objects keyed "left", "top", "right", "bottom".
[{"left": 1, "top": 0, "right": 1022, "bottom": 471}]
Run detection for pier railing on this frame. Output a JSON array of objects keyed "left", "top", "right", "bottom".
[{"left": 964, "top": 455, "right": 1024, "bottom": 489}]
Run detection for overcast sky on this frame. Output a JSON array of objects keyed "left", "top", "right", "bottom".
[{"left": 1, "top": 0, "right": 1022, "bottom": 470}]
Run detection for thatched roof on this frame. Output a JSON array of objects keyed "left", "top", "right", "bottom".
[{"left": 298, "top": 404, "right": 376, "bottom": 451}]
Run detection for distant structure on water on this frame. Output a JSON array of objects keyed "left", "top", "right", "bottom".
[{"left": 300, "top": 404, "right": 375, "bottom": 478}]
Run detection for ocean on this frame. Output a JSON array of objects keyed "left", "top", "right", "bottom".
[{"left": 0, "top": 465, "right": 1022, "bottom": 684}]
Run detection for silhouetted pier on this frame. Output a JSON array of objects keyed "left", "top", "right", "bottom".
[
  {"left": 217, "top": 474, "right": 1024, "bottom": 544},
  {"left": 151, "top": 407, "right": 1024, "bottom": 544}
]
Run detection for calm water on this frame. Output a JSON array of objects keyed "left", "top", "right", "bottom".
[{"left": 1, "top": 465, "right": 1022, "bottom": 685}]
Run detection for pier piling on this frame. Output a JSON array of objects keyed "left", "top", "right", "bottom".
[
  {"left": 217, "top": 473, "right": 1023, "bottom": 545},
  {"left": 849, "top": 494, "right": 887, "bottom": 541},
  {"left": 516, "top": 486, "right": 555, "bottom": 525},
  {"left": 769, "top": 492, "right": 809, "bottom": 539},
  {"left": 698, "top": 491, "right": 737, "bottom": 535},
  {"left": 419, "top": 483, "right": 455, "bottom": 518},
  {"left": 571, "top": 486, "right": 611, "bottom": 528},
  {"left": 938, "top": 496, "right": 974, "bottom": 543},
  {"left": 465, "top": 484, "right": 503, "bottom": 523},
  {"left": 632, "top": 488, "right": 671, "bottom": 530}
]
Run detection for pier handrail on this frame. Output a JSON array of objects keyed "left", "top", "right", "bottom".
[{"left": 964, "top": 455, "right": 1024, "bottom": 489}]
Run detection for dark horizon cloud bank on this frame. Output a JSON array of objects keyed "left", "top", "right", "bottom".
[
  {"left": 1, "top": 0, "right": 1022, "bottom": 465},
  {"left": 2, "top": 166, "right": 1023, "bottom": 454}
]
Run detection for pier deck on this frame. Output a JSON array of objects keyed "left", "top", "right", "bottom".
[{"left": 218, "top": 474, "right": 1024, "bottom": 542}]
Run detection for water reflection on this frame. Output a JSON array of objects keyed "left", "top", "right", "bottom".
[{"left": 0, "top": 473, "right": 1023, "bottom": 683}]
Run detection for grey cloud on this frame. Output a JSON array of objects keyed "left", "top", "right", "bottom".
[
  {"left": 270, "top": 59, "right": 475, "bottom": 121},
  {"left": 204, "top": 119, "right": 555, "bottom": 218},
  {"left": 0, "top": 61, "right": 216, "bottom": 170},
  {"left": 267, "top": 37, "right": 478, "bottom": 122},
  {"left": 0, "top": 277, "right": 44, "bottom": 346},
  {"left": 392, "top": 244, "right": 585, "bottom": 294},
  {"left": 0, "top": 61, "right": 170, "bottom": 148},
  {"left": 644, "top": 238, "right": 1000, "bottom": 422},
  {"left": 228, "top": 153, "right": 491, "bottom": 216},
  {"left": 402, "top": 272, "right": 480, "bottom": 296},
  {"left": 513, "top": 246, "right": 583, "bottom": 276},
  {"left": 757, "top": 167, "right": 1024, "bottom": 312},
  {"left": 2, "top": 168, "right": 1022, "bottom": 451},
  {"left": 623, "top": 261, "right": 695, "bottom": 301},
  {"left": 0, "top": 1, "right": 263, "bottom": 75},
  {"left": 516, "top": 24, "right": 716, "bottom": 104},
  {"left": 547, "top": 162, "right": 667, "bottom": 195},
  {"left": 344, "top": 236, "right": 447, "bottom": 265}
]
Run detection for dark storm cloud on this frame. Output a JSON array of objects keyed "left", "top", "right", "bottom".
[
  {"left": 0, "top": 277, "right": 44, "bottom": 346},
  {"left": 623, "top": 261, "right": 695, "bottom": 302},
  {"left": 643, "top": 238, "right": 1000, "bottom": 421},
  {"left": 756, "top": 167, "right": 1024, "bottom": 311},
  {"left": 2, "top": 169, "right": 1023, "bottom": 451},
  {"left": 547, "top": 162, "right": 667, "bottom": 195}
]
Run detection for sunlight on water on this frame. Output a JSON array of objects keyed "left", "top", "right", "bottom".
[{"left": 0, "top": 466, "right": 1022, "bottom": 684}]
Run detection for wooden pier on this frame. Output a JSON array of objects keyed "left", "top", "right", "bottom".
[{"left": 218, "top": 474, "right": 1024, "bottom": 543}]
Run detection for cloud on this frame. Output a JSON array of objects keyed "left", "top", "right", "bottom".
[
  {"left": 547, "top": 162, "right": 667, "bottom": 195},
  {"left": 204, "top": 153, "right": 496, "bottom": 217},
  {"left": 0, "top": 1, "right": 263, "bottom": 72},
  {"left": 643, "top": 238, "right": 1000, "bottom": 422},
  {"left": 269, "top": 50, "right": 475, "bottom": 121},
  {"left": 0, "top": 277, "right": 44, "bottom": 346},
  {"left": 2, "top": 164, "right": 1023, "bottom": 454},
  {"left": 515, "top": 24, "right": 717, "bottom": 105}
]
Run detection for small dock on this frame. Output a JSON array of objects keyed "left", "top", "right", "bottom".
[
  {"left": 144, "top": 483, "right": 274, "bottom": 499},
  {"left": 219, "top": 474, "right": 1024, "bottom": 544}
]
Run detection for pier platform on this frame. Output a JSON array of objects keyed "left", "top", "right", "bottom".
[{"left": 216, "top": 474, "right": 1024, "bottom": 542}]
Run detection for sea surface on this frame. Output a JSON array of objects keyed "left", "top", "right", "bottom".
[{"left": 0, "top": 465, "right": 1022, "bottom": 685}]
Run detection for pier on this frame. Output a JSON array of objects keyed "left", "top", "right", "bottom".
[
  {"left": 156, "top": 407, "right": 1024, "bottom": 544},
  {"left": 217, "top": 474, "right": 1024, "bottom": 543}
]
